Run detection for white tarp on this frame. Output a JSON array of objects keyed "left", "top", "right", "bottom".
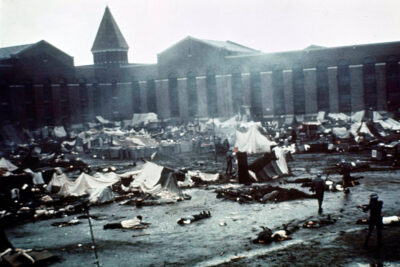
[
  {"left": 24, "top": 168, "right": 44, "bottom": 185},
  {"left": 96, "top": 116, "right": 110, "bottom": 124},
  {"left": 332, "top": 127, "right": 351, "bottom": 139},
  {"left": 47, "top": 169, "right": 74, "bottom": 192},
  {"left": 89, "top": 186, "right": 115, "bottom": 204},
  {"left": 58, "top": 172, "right": 120, "bottom": 202},
  {"left": 383, "top": 118, "right": 400, "bottom": 131},
  {"left": 350, "top": 122, "right": 374, "bottom": 138},
  {"left": 373, "top": 111, "right": 383, "bottom": 122},
  {"left": 186, "top": 170, "right": 219, "bottom": 182},
  {"left": 328, "top": 113, "right": 350, "bottom": 122},
  {"left": 273, "top": 147, "right": 289, "bottom": 175},
  {"left": 0, "top": 158, "right": 18, "bottom": 171},
  {"left": 130, "top": 162, "right": 183, "bottom": 198},
  {"left": 235, "top": 125, "right": 276, "bottom": 154},
  {"left": 54, "top": 126, "right": 67, "bottom": 138},
  {"left": 351, "top": 110, "right": 365, "bottom": 123},
  {"left": 132, "top": 113, "right": 158, "bottom": 125}
]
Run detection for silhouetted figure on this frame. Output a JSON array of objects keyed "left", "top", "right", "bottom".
[
  {"left": 340, "top": 160, "right": 353, "bottom": 193},
  {"left": 291, "top": 129, "right": 297, "bottom": 143},
  {"left": 311, "top": 174, "right": 325, "bottom": 213},
  {"left": 225, "top": 150, "right": 234, "bottom": 176},
  {"left": 360, "top": 193, "right": 383, "bottom": 248}
]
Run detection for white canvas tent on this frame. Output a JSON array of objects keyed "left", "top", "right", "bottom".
[
  {"left": 47, "top": 169, "right": 74, "bottom": 192},
  {"left": 130, "top": 162, "right": 183, "bottom": 199},
  {"left": 58, "top": 172, "right": 120, "bottom": 203},
  {"left": 350, "top": 122, "right": 374, "bottom": 138},
  {"left": 235, "top": 125, "right": 276, "bottom": 154},
  {"left": 351, "top": 110, "right": 365, "bottom": 122}
]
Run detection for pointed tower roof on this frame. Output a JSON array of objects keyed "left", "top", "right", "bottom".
[{"left": 91, "top": 7, "right": 129, "bottom": 52}]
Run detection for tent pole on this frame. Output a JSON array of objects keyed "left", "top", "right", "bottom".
[{"left": 86, "top": 205, "right": 100, "bottom": 267}]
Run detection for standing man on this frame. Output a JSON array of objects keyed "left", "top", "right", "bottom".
[
  {"left": 225, "top": 149, "right": 234, "bottom": 177},
  {"left": 360, "top": 193, "right": 383, "bottom": 248},
  {"left": 340, "top": 160, "right": 352, "bottom": 193},
  {"left": 311, "top": 174, "right": 325, "bottom": 213}
]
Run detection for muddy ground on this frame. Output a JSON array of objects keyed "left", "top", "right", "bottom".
[{"left": 5, "top": 152, "right": 400, "bottom": 266}]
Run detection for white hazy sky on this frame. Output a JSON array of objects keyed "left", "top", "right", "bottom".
[{"left": 1, "top": 0, "right": 400, "bottom": 66}]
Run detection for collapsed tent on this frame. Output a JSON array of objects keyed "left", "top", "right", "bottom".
[
  {"left": 130, "top": 162, "right": 183, "bottom": 199},
  {"left": 248, "top": 148, "right": 289, "bottom": 181},
  {"left": 58, "top": 172, "right": 120, "bottom": 204},
  {"left": 235, "top": 125, "right": 276, "bottom": 154}
]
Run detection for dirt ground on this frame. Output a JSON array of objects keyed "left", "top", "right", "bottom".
[{"left": 5, "top": 152, "right": 400, "bottom": 266}]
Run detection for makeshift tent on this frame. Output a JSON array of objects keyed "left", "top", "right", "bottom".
[
  {"left": 373, "top": 111, "right": 384, "bottom": 122},
  {"left": 235, "top": 125, "right": 276, "bottom": 154},
  {"left": 351, "top": 110, "right": 365, "bottom": 122},
  {"left": 132, "top": 113, "right": 158, "bottom": 126},
  {"left": 47, "top": 169, "right": 74, "bottom": 193},
  {"left": 130, "top": 162, "right": 183, "bottom": 198},
  {"left": 0, "top": 158, "right": 18, "bottom": 171},
  {"left": 24, "top": 169, "right": 44, "bottom": 185},
  {"left": 332, "top": 127, "right": 351, "bottom": 139},
  {"left": 248, "top": 148, "right": 289, "bottom": 181},
  {"left": 58, "top": 172, "right": 120, "bottom": 203},
  {"left": 350, "top": 122, "right": 374, "bottom": 138},
  {"left": 89, "top": 186, "right": 115, "bottom": 204},
  {"left": 53, "top": 126, "right": 67, "bottom": 138}
]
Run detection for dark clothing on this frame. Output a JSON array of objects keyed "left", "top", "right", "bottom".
[
  {"left": 340, "top": 163, "right": 352, "bottom": 188},
  {"left": 311, "top": 177, "right": 325, "bottom": 211},
  {"left": 226, "top": 151, "right": 234, "bottom": 175},
  {"left": 291, "top": 129, "right": 297, "bottom": 143},
  {"left": 363, "top": 199, "right": 383, "bottom": 247}
]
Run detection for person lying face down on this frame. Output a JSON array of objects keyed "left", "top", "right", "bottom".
[
  {"left": 104, "top": 215, "right": 147, "bottom": 229},
  {"left": 177, "top": 211, "right": 211, "bottom": 225}
]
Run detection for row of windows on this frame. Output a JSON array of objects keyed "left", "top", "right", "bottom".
[{"left": 1, "top": 61, "right": 399, "bottom": 127}]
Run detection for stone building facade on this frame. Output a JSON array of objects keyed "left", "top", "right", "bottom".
[{"left": 1, "top": 7, "right": 400, "bottom": 129}]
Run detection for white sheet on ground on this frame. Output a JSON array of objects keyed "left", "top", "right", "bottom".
[{"left": 54, "top": 126, "right": 67, "bottom": 138}]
